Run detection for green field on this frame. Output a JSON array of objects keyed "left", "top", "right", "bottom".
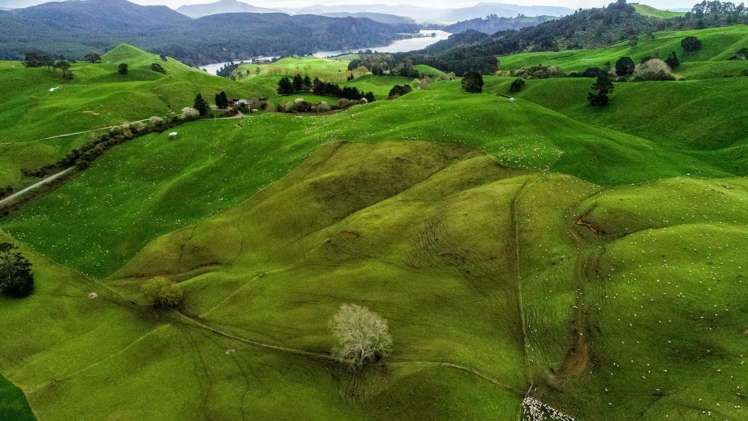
[
  {"left": 498, "top": 25, "right": 748, "bottom": 79},
  {"left": 0, "top": 44, "right": 250, "bottom": 187},
  {"left": 632, "top": 3, "right": 686, "bottom": 19},
  {"left": 1, "top": 24, "right": 748, "bottom": 421}
]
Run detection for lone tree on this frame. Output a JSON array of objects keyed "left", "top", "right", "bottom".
[
  {"left": 510, "top": 77, "right": 525, "bottom": 93},
  {"left": 0, "top": 243, "right": 34, "bottom": 298},
  {"left": 215, "top": 91, "right": 229, "bottom": 109},
  {"left": 681, "top": 36, "right": 702, "bottom": 53},
  {"left": 462, "top": 71, "right": 484, "bottom": 93},
  {"left": 193, "top": 93, "right": 211, "bottom": 116},
  {"left": 615, "top": 56, "right": 635, "bottom": 76},
  {"left": 142, "top": 277, "right": 183, "bottom": 309},
  {"left": 118, "top": 63, "right": 128, "bottom": 75},
  {"left": 330, "top": 303, "right": 393, "bottom": 370},
  {"left": 84, "top": 52, "right": 102, "bottom": 63},
  {"left": 588, "top": 73, "right": 614, "bottom": 106},
  {"left": 277, "top": 76, "right": 294, "bottom": 95},
  {"left": 665, "top": 51, "right": 680, "bottom": 69}
]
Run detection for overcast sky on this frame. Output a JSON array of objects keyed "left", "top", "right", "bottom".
[{"left": 132, "top": 0, "right": 696, "bottom": 13}]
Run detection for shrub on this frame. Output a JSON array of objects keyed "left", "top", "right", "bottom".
[
  {"left": 315, "top": 101, "right": 331, "bottom": 113},
  {"left": 181, "top": 107, "right": 200, "bottom": 121},
  {"left": 387, "top": 84, "right": 412, "bottom": 99},
  {"left": 511, "top": 64, "right": 563, "bottom": 79},
  {"left": 462, "top": 71, "right": 484, "bottom": 93},
  {"left": 193, "top": 93, "right": 211, "bottom": 116},
  {"left": 149, "top": 116, "right": 164, "bottom": 128},
  {"left": 634, "top": 59, "right": 675, "bottom": 81},
  {"left": 615, "top": 57, "right": 635, "bottom": 76},
  {"left": 681, "top": 36, "right": 702, "bottom": 53},
  {"left": 510, "top": 77, "right": 526, "bottom": 93},
  {"left": 215, "top": 91, "right": 229, "bottom": 109},
  {"left": 588, "top": 73, "right": 614, "bottom": 106},
  {"left": 142, "top": 277, "right": 183, "bottom": 309},
  {"left": 330, "top": 304, "right": 392, "bottom": 370},
  {"left": 731, "top": 48, "right": 748, "bottom": 60},
  {"left": 118, "top": 63, "right": 128, "bottom": 75},
  {"left": 277, "top": 76, "right": 294, "bottom": 95},
  {"left": 150, "top": 63, "right": 166, "bottom": 74},
  {"left": 665, "top": 52, "right": 680, "bottom": 69},
  {"left": 0, "top": 243, "right": 34, "bottom": 298}
]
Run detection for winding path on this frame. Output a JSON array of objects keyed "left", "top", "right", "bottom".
[{"left": 0, "top": 167, "right": 75, "bottom": 208}]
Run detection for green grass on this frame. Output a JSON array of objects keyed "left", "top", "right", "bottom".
[
  {"left": 0, "top": 44, "right": 251, "bottom": 187},
  {"left": 498, "top": 25, "right": 748, "bottom": 79},
  {"left": 235, "top": 56, "right": 365, "bottom": 83},
  {"left": 632, "top": 3, "right": 686, "bottom": 19},
  {"left": 3, "top": 139, "right": 746, "bottom": 420},
  {"left": 5, "top": 80, "right": 732, "bottom": 277},
  {"left": 0, "top": 375, "right": 34, "bottom": 421},
  {"left": 3, "top": 31, "right": 748, "bottom": 421}
]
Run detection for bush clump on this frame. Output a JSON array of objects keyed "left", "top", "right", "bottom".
[
  {"left": 181, "top": 107, "right": 200, "bottom": 121},
  {"left": 330, "top": 304, "right": 393, "bottom": 370},
  {"left": 142, "top": 277, "right": 183, "bottom": 309},
  {"left": 461, "top": 71, "right": 484, "bottom": 93},
  {"left": 634, "top": 59, "right": 675, "bottom": 81},
  {"left": 615, "top": 57, "right": 635, "bottom": 76},
  {"left": 387, "top": 84, "right": 412, "bottom": 99},
  {"left": 0, "top": 242, "right": 34, "bottom": 298},
  {"left": 681, "top": 36, "right": 702, "bottom": 53},
  {"left": 510, "top": 77, "right": 526, "bottom": 93}
]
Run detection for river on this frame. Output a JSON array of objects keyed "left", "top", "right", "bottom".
[{"left": 200, "top": 29, "right": 450, "bottom": 75}]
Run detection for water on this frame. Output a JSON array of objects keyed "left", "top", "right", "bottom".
[{"left": 199, "top": 29, "right": 450, "bottom": 75}]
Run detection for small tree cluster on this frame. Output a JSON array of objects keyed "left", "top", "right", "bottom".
[
  {"left": 330, "top": 304, "right": 392, "bottom": 370},
  {"left": 0, "top": 243, "right": 34, "bottom": 298},
  {"left": 681, "top": 36, "right": 702, "bottom": 53},
  {"left": 142, "top": 277, "right": 183, "bottom": 309},
  {"left": 615, "top": 57, "right": 635, "bottom": 76},
  {"left": 84, "top": 52, "right": 102, "bottom": 63},
  {"left": 23, "top": 52, "right": 53, "bottom": 68},
  {"left": 510, "top": 77, "right": 526, "bottom": 93},
  {"left": 151, "top": 63, "right": 167, "bottom": 74},
  {"left": 387, "top": 84, "right": 412, "bottom": 99},
  {"left": 588, "top": 73, "right": 614, "bottom": 106},
  {"left": 215, "top": 91, "right": 229, "bottom": 109},
  {"left": 193, "top": 94, "right": 211, "bottom": 116},
  {"left": 118, "top": 63, "right": 129, "bottom": 75},
  {"left": 665, "top": 52, "right": 680, "bottom": 69},
  {"left": 462, "top": 71, "right": 484, "bottom": 93}
]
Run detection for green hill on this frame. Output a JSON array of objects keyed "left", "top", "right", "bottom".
[
  {"left": 0, "top": 44, "right": 249, "bottom": 187},
  {"left": 1, "top": 140, "right": 746, "bottom": 420},
  {"left": 632, "top": 3, "right": 686, "bottom": 19},
  {"left": 498, "top": 25, "right": 748, "bottom": 79},
  {"left": 2, "top": 23, "right": 748, "bottom": 421}
]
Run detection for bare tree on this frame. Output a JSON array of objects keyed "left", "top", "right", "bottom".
[{"left": 330, "top": 304, "right": 393, "bottom": 370}]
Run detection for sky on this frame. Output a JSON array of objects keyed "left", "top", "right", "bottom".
[{"left": 131, "top": 0, "right": 697, "bottom": 11}]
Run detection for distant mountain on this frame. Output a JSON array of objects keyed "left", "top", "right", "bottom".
[
  {"left": 176, "top": 0, "right": 277, "bottom": 19},
  {"left": 294, "top": 3, "right": 572, "bottom": 24},
  {"left": 0, "top": 0, "right": 418, "bottom": 64},
  {"left": 12, "top": 0, "right": 189, "bottom": 30},
  {"left": 0, "top": 0, "right": 52, "bottom": 8},
  {"left": 445, "top": 14, "right": 557, "bottom": 34},
  {"left": 321, "top": 12, "right": 415, "bottom": 26}
]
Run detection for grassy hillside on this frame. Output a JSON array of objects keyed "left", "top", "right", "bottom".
[
  {"left": 4, "top": 80, "right": 731, "bottom": 277},
  {"left": 632, "top": 3, "right": 685, "bottom": 19},
  {"left": 1, "top": 141, "right": 746, "bottom": 420},
  {"left": 2, "top": 24, "right": 748, "bottom": 421},
  {"left": 498, "top": 25, "right": 748, "bottom": 79},
  {"left": 0, "top": 44, "right": 249, "bottom": 187}
]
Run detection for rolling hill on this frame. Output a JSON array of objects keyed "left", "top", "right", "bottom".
[{"left": 1, "top": 15, "right": 748, "bottom": 421}]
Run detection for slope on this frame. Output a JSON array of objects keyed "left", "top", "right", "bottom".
[
  {"left": 0, "top": 44, "right": 248, "bottom": 187},
  {"left": 2, "top": 81, "right": 726, "bottom": 277}
]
